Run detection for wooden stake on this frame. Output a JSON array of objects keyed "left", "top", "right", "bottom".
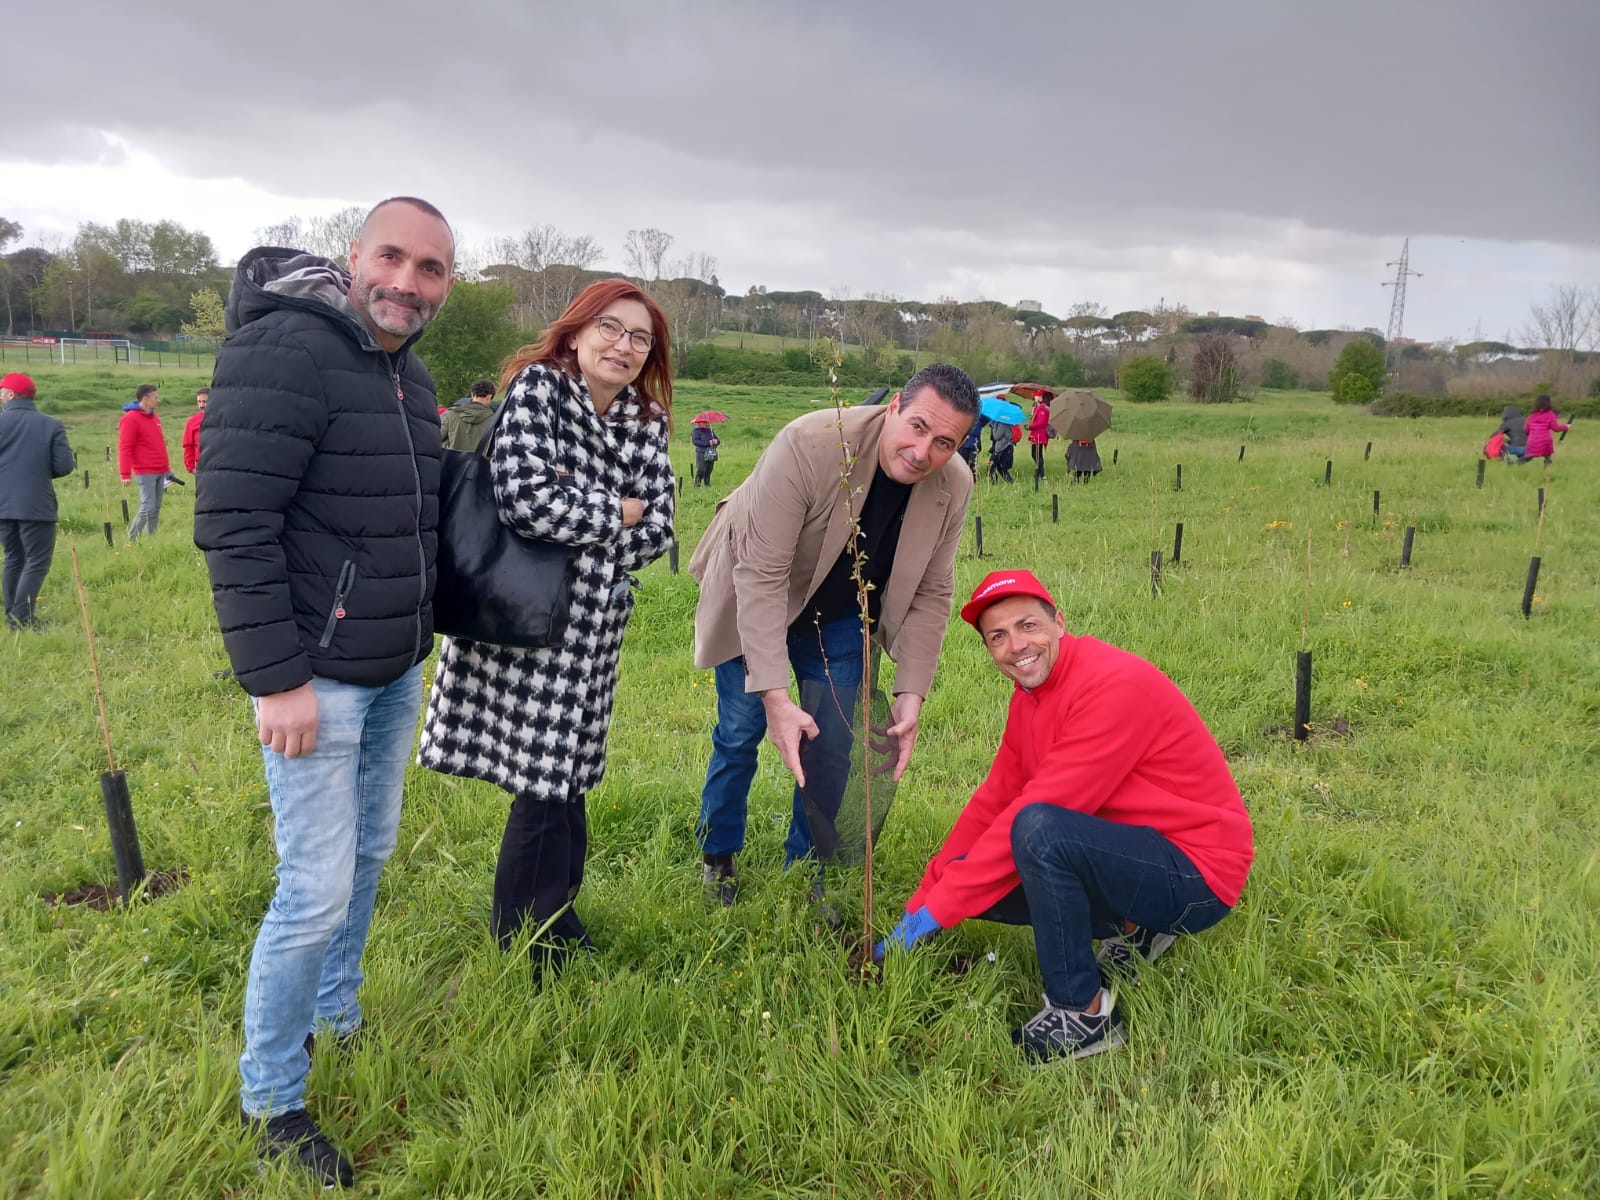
[{"left": 70, "top": 546, "right": 117, "bottom": 773}]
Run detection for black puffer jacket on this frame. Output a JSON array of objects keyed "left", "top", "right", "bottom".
[{"left": 194, "top": 247, "right": 441, "bottom": 696}]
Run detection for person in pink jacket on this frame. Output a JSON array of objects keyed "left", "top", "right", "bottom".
[
  {"left": 878, "top": 569, "right": 1253, "bottom": 1063},
  {"left": 1026, "top": 398, "right": 1051, "bottom": 479},
  {"left": 1521, "top": 394, "right": 1570, "bottom": 461}
]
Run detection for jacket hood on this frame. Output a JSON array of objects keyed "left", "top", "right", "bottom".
[
  {"left": 123, "top": 401, "right": 144, "bottom": 412},
  {"left": 226, "top": 246, "right": 392, "bottom": 354},
  {"left": 1501, "top": 405, "right": 1522, "bottom": 421}
]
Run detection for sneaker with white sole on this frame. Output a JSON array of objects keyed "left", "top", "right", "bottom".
[
  {"left": 1014, "top": 989, "right": 1127, "bottom": 1063},
  {"left": 1095, "top": 924, "right": 1177, "bottom": 977}
]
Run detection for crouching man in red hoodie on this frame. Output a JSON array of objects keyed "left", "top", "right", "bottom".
[{"left": 878, "top": 569, "right": 1253, "bottom": 1063}]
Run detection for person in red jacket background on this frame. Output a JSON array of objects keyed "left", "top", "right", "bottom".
[
  {"left": 878, "top": 569, "right": 1253, "bottom": 1063},
  {"left": 1027, "top": 397, "right": 1051, "bottom": 479},
  {"left": 182, "top": 387, "right": 208, "bottom": 473},
  {"left": 119, "top": 384, "right": 171, "bottom": 541}
]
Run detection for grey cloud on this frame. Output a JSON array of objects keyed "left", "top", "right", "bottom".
[{"left": 7, "top": 0, "right": 1596, "bottom": 338}]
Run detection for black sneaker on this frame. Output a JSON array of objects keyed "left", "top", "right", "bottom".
[
  {"left": 702, "top": 853, "right": 738, "bottom": 907},
  {"left": 1095, "top": 924, "right": 1176, "bottom": 977},
  {"left": 1013, "top": 990, "right": 1127, "bottom": 1064},
  {"left": 247, "top": 1108, "right": 353, "bottom": 1188}
]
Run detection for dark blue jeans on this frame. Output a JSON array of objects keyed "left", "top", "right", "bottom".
[
  {"left": 978, "top": 803, "right": 1230, "bottom": 1008},
  {"left": 697, "top": 615, "right": 862, "bottom": 865}
]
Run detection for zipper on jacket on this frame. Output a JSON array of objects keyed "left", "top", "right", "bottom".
[
  {"left": 318, "top": 559, "right": 358, "bottom": 649},
  {"left": 392, "top": 365, "right": 428, "bottom": 658}
]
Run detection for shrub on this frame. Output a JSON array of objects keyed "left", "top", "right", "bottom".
[
  {"left": 1189, "top": 333, "right": 1243, "bottom": 403},
  {"left": 1261, "top": 358, "right": 1300, "bottom": 389},
  {"left": 1331, "top": 338, "right": 1386, "bottom": 401},
  {"left": 1333, "top": 371, "right": 1376, "bottom": 405},
  {"left": 1120, "top": 354, "right": 1173, "bottom": 402},
  {"left": 1047, "top": 353, "right": 1086, "bottom": 387}
]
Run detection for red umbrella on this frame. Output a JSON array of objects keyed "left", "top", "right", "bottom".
[{"left": 692, "top": 410, "right": 730, "bottom": 424}]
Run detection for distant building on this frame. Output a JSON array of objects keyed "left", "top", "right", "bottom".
[
  {"left": 1016, "top": 299, "right": 1042, "bottom": 313},
  {"left": 1244, "top": 314, "right": 1264, "bottom": 322}
]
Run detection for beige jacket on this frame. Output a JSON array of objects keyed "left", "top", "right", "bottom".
[{"left": 689, "top": 404, "right": 973, "bottom": 697}]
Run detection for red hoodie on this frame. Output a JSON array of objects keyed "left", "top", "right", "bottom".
[
  {"left": 182, "top": 410, "right": 204, "bottom": 472},
  {"left": 119, "top": 406, "right": 170, "bottom": 479},
  {"left": 908, "top": 634, "right": 1254, "bottom": 927}
]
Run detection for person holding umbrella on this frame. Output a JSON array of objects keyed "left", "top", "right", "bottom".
[
  {"left": 691, "top": 411, "right": 723, "bottom": 487},
  {"left": 1053, "top": 390, "right": 1112, "bottom": 482}
]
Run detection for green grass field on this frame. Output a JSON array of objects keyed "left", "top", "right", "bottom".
[{"left": 2, "top": 375, "right": 1597, "bottom": 1197}]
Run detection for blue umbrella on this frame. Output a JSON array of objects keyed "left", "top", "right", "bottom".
[{"left": 979, "top": 396, "right": 1027, "bottom": 425}]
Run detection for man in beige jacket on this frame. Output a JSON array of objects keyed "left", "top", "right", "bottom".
[{"left": 689, "top": 363, "right": 978, "bottom": 901}]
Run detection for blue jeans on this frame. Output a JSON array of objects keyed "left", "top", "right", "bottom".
[
  {"left": 239, "top": 663, "right": 422, "bottom": 1117},
  {"left": 697, "top": 615, "right": 862, "bottom": 866},
  {"left": 977, "top": 803, "right": 1230, "bottom": 1008}
]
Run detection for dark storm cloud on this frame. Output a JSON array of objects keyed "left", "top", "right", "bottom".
[
  {"left": 6, "top": 1, "right": 1596, "bottom": 336},
  {"left": 12, "top": 0, "right": 1596, "bottom": 243}
]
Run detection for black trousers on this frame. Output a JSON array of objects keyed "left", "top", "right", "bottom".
[
  {"left": 491, "top": 791, "right": 590, "bottom": 952},
  {"left": 0, "top": 519, "right": 56, "bottom": 626}
]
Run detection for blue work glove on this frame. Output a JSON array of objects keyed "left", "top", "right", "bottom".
[{"left": 873, "top": 906, "right": 942, "bottom": 961}]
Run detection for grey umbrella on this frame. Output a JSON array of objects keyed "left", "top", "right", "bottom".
[{"left": 1050, "top": 389, "right": 1113, "bottom": 441}]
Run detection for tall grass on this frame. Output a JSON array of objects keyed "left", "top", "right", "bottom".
[{"left": 1, "top": 385, "right": 1596, "bottom": 1197}]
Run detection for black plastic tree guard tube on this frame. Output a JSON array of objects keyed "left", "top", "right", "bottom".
[
  {"left": 1294, "top": 651, "right": 1312, "bottom": 741},
  {"left": 100, "top": 769, "right": 146, "bottom": 901},
  {"left": 1173, "top": 522, "right": 1184, "bottom": 565},
  {"left": 1400, "top": 526, "right": 1415, "bottom": 567},
  {"left": 1521, "top": 556, "right": 1540, "bottom": 618}
]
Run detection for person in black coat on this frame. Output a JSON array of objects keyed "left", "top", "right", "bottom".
[
  {"left": 0, "top": 372, "right": 75, "bottom": 628},
  {"left": 194, "top": 198, "right": 455, "bottom": 1190}
]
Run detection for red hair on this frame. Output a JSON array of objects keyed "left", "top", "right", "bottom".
[{"left": 500, "top": 279, "right": 673, "bottom": 421}]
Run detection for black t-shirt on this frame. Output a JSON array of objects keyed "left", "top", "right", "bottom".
[{"left": 791, "top": 472, "right": 913, "bottom": 633}]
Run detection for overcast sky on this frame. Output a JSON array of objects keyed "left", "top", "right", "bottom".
[{"left": 6, "top": 0, "right": 1597, "bottom": 342}]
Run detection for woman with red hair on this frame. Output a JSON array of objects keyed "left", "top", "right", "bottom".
[{"left": 419, "top": 280, "right": 675, "bottom": 972}]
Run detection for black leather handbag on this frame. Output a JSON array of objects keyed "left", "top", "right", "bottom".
[{"left": 432, "top": 393, "right": 573, "bottom": 649}]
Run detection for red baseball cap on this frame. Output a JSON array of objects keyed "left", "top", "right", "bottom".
[
  {"left": 1, "top": 372, "right": 36, "bottom": 397},
  {"left": 960, "top": 569, "right": 1057, "bottom": 628}
]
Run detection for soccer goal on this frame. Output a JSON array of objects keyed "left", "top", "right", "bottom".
[{"left": 56, "top": 337, "right": 142, "bottom": 365}]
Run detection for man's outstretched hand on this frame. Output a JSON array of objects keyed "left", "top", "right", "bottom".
[{"left": 762, "top": 690, "right": 820, "bottom": 787}]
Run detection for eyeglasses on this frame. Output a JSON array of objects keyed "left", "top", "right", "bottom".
[{"left": 591, "top": 315, "right": 655, "bottom": 353}]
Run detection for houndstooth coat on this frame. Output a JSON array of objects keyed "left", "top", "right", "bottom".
[{"left": 418, "top": 362, "right": 675, "bottom": 801}]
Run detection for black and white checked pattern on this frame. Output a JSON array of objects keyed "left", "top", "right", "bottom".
[{"left": 418, "top": 363, "right": 674, "bottom": 801}]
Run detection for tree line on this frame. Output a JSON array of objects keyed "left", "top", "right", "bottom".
[{"left": 4, "top": 210, "right": 1597, "bottom": 403}]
